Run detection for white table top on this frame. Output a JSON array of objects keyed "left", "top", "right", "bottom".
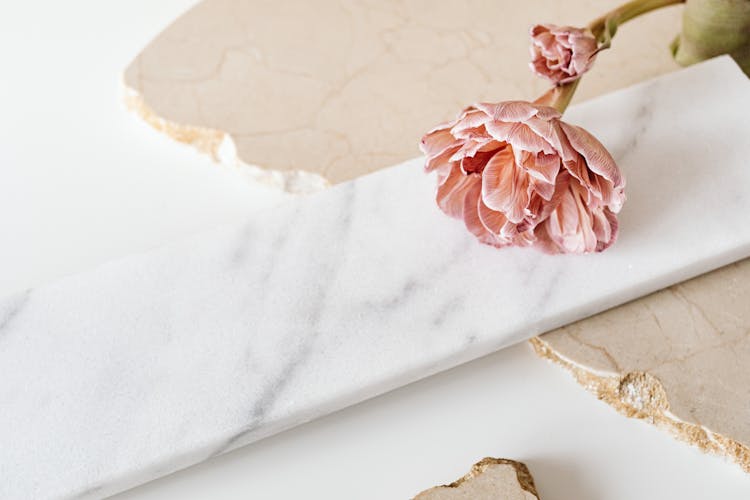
[{"left": 1, "top": 1, "right": 748, "bottom": 498}]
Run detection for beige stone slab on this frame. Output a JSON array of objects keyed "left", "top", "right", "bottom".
[
  {"left": 124, "top": 0, "right": 681, "bottom": 192},
  {"left": 414, "top": 458, "right": 539, "bottom": 500},
  {"left": 532, "top": 258, "right": 750, "bottom": 472}
]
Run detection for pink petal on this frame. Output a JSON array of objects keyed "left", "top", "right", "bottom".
[
  {"left": 543, "top": 185, "right": 589, "bottom": 253},
  {"left": 485, "top": 121, "right": 555, "bottom": 155},
  {"left": 532, "top": 222, "right": 562, "bottom": 254},
  {"left": 530, "top": 24, "right": 551, "bottom": 37},
  {"left": 523, "top": 115, "right": 565, "bottom": 153},
  {"left": 559, "top": 121, "right": 624, "bottom": 190},
  {"left": 529, "top": 177, "right": 556, "bottom": 202},
  {"left": 538, "top": 170, "right": 572, "bottom": 219},
  {"left": 463, "top": 182, "right": 512, "bottom": 248},
  {"left": 477, "top": 140, "right": 505, "bottom": 153},
  {"left": 592, "top": 207, "right": 612, "bottom": 243},
  {"left": 478, "top": 197, "right": 510, "bottom": 235},
  {"left": 452, "top": 126, "right": 492, "bottom": 142},
  {"left": 449, "top": 133, "right": 499, "bottom": 161},
  {"left": 425, "top": 144, "right": 461, "bottom": 173},
  {"left": 434, "top": 162, "right": 453, "bottom": 187},
  {"left": 462, "top": 181, "right": 484, "bottom": 234},
  {"left": 563, "top": 156, "right": 595, "bottom": 198},
  {"left": 481, "top": 147, "right": 529, "bottom": 223},
  {"left": 524, "top": 152, "right": 560, "bottom": 184},
  {"left": 571, "top": 46, "right": 596, "bottom": 73},
  {"left": 436, "top": 167, "right": 480, "bottom": 219},
  {"left": 512, "top": 229, "right": 537, "bottom": 248},
  {"left": 595, "top": 208, "right": 619, "bottom": 251},
  {"left": 420, "top": 128, "right": 459, "bottom": 160},
  {"left": 451, "top": 109, "right": 492, "bottom": 134},
  {"left": 461, "top": 149, "right": 497, "bottom": 174},
  {"left": 475, "top": 101, "right": 539, "bottom": 122},
  {"left": 535, "top": 32, "right": 557, "bottom": 51}
]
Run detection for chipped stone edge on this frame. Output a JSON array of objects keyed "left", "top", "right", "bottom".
[
  {"left": 529, "top": 336, "right": 750, "bottom": 473},
  {"left": 414, "top": 457, "right": 540, "bottom": 499},
  {"left": 122, "top": 83, "right": 331, "bottom": 194}
]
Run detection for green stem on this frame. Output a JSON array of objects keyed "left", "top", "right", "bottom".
[
  {"left": 548, "top": 80, "right": 581, "bottom": 114},
  {"left": 589, "top": 0, "right": 685, "bottom": 43}
]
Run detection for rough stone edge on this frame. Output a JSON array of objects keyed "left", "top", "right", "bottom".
[
  {"left": 414, "top": 457, "right": 540, "bottom": 499},
  {"left": 529, "top": 336, "right": 750, "bottom": 473},
  {"left": 121, "top": 83, "right": 330, "bottom": 194}
]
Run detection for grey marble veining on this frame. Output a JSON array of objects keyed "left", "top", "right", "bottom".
[{"left": 2, "top": 57, "right": 750, "bottom": 499}]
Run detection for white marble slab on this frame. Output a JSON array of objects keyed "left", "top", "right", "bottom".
[{"left": 2, "top": 56, "right": 749, "bottom": 499}]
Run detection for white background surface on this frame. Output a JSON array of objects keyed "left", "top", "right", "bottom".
[{"left": 1, "top": 1, "right": 749, "bottom": 498}]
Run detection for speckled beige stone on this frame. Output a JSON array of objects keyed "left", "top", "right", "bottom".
[
  {"left": 532, "top": 258, "right": 750, "bottom": 472},
  {"left": 123, "top": 0, "right": 681, "bottom": 192},
  {"left": 414, "top": 458, "right": 539, "bottom": 500}
]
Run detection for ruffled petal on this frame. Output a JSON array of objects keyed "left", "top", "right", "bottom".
[
  {"left": 591, "top": 207, "right": 612, "bottom": 243},
  {"left": 480, "top": 147, "right": 530, "bottom": 223},
  {"left": 559, "top": 122, "right": 624, "bottom": 190},
  {"left": 532, "top": 221, "right": 561, "bottom": 254},
  {"left": 478, "top": 197, "right": 510, "bottom": 235},
  {"left": 461, "top": 149, "right": 498, "bottom": 175},
  {"left": 420, "top": 128, "right": 460, "bottom": 161},
  {"left": 425, "top": 144, "right": 461, "bottom": 173},
  {"left": 462, "top": 180, "right": 485, "bottom": 237},
  {"left": 529, "top": 177, "right": 556, "bottom": 202},
  {"left": 463, "top": 182, "right": 512, "bottom": 248},
  {"left": 451, "top": 108, "right": 492, "bottom": 134},
  {"left": 436, "top": 167, "right": 480, "bottom": 219},
  {"left": 530, "top": 24, "right": 552, "bottom": 37},
  {"left": 485, "top": 121, "right": 555, "bottom": 155},
  {"left": 475, "top": 101, "right": 539, "bottom": 122},
  {"left": 545, "top": 182, "right": 606, "bottom": 253},
  {"left": 595, "top": 208, "right": 619, "bottom": 252},
  {"left": 524, "top": 152, "right": 560, "bottom": 184},
  {"left": 449, "top": 137, "right": 498, "bottom": 162}
]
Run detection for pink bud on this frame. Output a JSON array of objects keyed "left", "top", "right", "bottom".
[{"left": 529, "top": 24, "right": 598, "bottom": 85}]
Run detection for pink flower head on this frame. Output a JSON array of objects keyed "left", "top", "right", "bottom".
[
  {"left": 420, "top": 101, "right": 625, "bottom": 254},
  {"left": 530, "top": 24, "right": 598, "bottom": 85}
]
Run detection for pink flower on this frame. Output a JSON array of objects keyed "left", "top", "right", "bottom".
[
  {"left": 420, "top": 101, "right": 625, "bottom": 254},
  {"left": 530, "top": 24, "right": 598, "bottom": 85}
]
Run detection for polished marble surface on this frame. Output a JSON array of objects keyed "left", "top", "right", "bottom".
[{"left": 1, "top": 57, "right": 749, "bottom": 498}]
